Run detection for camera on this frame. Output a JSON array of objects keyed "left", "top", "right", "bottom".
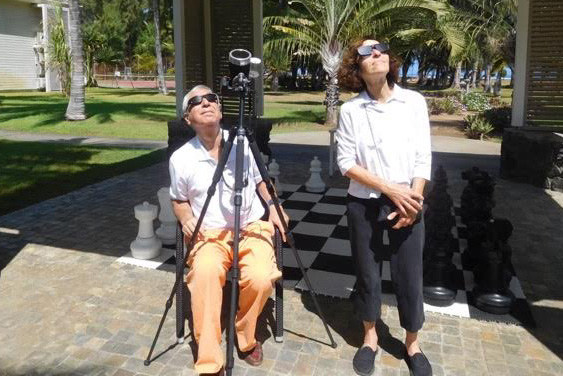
[{"left": 221, "top": 49, "right": 261, "bottom": 91}]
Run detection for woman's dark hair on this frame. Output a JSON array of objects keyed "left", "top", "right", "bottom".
[{"left": 338, "top": 36, "right": 401, "bottom": 92}]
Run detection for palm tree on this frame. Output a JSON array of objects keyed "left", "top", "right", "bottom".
[
  {"left": 265, "top": 0, "right": 457, "bottom": 126},
  {"left": 264, "top": 47, "right": 291, "bottom": 91},
  {"left": 265, "top": 0, "right": 360, "bottom": 126},
  {"left": 450, "top": 0, "right": 516, "bottom": 93},
  {"left": 47, "top": 6, "right": 70, "bottom": 96},
  {"left": 65, "top": 0, "right": 86, "bottom": 120},
  {"left": 152, "top": 0, "right": 168, "bottom": 95}
]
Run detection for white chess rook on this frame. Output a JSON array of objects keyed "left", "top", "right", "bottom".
[
  {"left": 305, "top": 156, "right": 326, "bottom": 193},
  {"left": 131, "top": 201, "right": 162, "bottom": 260},
  {"left": 156, "top": 187, "right": 177, "bottom": 245},
  {"left": 269, "top": 158, "right": 283, "bottom": 195}
]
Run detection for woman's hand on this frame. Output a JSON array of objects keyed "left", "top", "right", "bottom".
[
  {"left": 383, "top": 183, "right": 424, "bottom": 217},
  {"left": 387, "top": 210, "right": 418, "bottom": 230},
  {"left": 268, "top": 204, "right": 289, "bottom": 242}
]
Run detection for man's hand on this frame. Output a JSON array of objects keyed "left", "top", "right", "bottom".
[
  {"left": 268, "top": 204, "right": 289, "bottom": 242},
  {"left": 181, "top": 217, "right": 202, "bottom": 243},
  {"left": 384, "top": 183, "right": 424, "bottom": 217}
]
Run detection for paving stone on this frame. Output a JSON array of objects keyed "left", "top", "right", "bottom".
[
  {"left": 486, "top": 362, "right": 511, "bottom": 376},
  {"left": 277, "top": 350, "right": 298, "bottom": 365},
  {"left": 282, "top": 339, "right": 303, "bottom": 352},
  {"left": 271, "top": 360, "right": 294, "bottom": 375},
  {"left": 245, "top": 368, "right": 270, "bottom": 376},
  {"left": 100, "top": 342, "right": 140, "bottom": 357},
  {"left": 442, "top": 334, "right": 462, "bottom": 347}
]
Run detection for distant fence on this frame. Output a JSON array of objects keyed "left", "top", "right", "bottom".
[{"left": 94, "top": 74, "right": 175, "bottom": 90}]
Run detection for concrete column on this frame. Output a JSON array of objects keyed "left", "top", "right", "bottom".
[
  {"left": 511, "top": 0, "right": 530, "bottom": 127},
  {"left": 252, "top": 0, "right": 264, "bottom": 116},
  {"left": 203, "top": 0, "right": 213, "bottom": 88},
  {"left": 40, "top": 4, "right": 52, "bottom": 92},
  {"left": 173, "top": 0, "right": 186, "bottom": 118}
]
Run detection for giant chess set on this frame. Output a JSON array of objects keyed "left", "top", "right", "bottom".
[{"left": 117, "top": 159, "right": 535, "bottom": 327}]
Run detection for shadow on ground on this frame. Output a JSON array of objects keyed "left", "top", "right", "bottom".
[{"left": 1, "top": 141, "right": 561, "bottom": 362}]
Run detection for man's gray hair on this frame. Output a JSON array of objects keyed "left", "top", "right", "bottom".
[{"left": 182, "top": 84, "right": 213, "bottom": 116}]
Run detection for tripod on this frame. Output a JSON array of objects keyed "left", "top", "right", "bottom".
[{"left": 144, "top": 74, "right": 336, "bottom": 375}]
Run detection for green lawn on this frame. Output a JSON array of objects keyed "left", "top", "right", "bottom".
[
  {"left": 0, "top": 88, "right": 345, "bottom": 138},
  {"left": 0, "top": 88, "right": 175, "bottom": 140},
  {"left": 264, "top": 90, "right": 354, "bottom": 133},
  {"left": 0, "top": 140, "right": 165, "bottom": 214}
]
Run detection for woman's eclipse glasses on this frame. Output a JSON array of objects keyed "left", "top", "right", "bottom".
[{"left": 357, "top": 43, "right": 390, "bottom": 56}]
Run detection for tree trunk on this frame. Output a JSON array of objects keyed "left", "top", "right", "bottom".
[
  {"left": 324, "top": 75, "right": 339, "bottom": 127},
  {"left": 65, "top": 0, "right": 86, "bottom": 120},
  {"left": 493, "top": 70, "right": 502, "bottom": 96},
  {"left": 418, "top": 69, "right": 426, "bottom": 87},
  {"left": 451, "top": 62, "right": 462, "bottom": 89},
  {"left": 484, "top": 62, "right": 492, "bottom": 93},
  {"left": 401, "top": 62, "right": 409, "bottom": 86},
  {"left": 271, "top": 72, "right": 279, "bottom": 91},
  {"left": 509, "top": 67, "right": 514, "bottom": 88},
  {"left": 470, "top": 62, "right": 478, "bottom": 89},
  {"left": 153, "top": 0, "right": 168, "bottom": 95}
]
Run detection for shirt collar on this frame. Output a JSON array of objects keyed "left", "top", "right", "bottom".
[
  {"left": 193, "top": 129, "right": 226, "bottom": 162},
  {"left": 358, "top": 84, "right": 407, "bottom": 105}
]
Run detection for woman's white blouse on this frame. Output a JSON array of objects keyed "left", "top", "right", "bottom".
[{"left": 336, "top": 85, "right": 432, "bottom": 199}]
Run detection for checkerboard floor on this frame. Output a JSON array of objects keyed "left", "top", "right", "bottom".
[{"left": 117, "top": 184, "right": 535, "bottom": 326}]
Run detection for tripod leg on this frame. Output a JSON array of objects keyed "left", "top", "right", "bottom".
[
  {"left": 286, "top": 233, "right": 337, "bottom": 348},
  {"left": 274, "top": 229, "right": 284, "bottom": 343},
  {"left": 144, "top": 279, "right": 179, "bottom": 365},
  {"left": 175, "top": 223, "right": 185, "bottom": 344},
  {"left": 225, "top": 125, "right": 246, "bottom": 376},
  {"left": 245, "top": 131, "right": 337, "bottom": 349}
]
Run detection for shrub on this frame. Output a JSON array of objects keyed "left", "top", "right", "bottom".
[
  {"left": 427, "top": 96, "right": 463, "bottom": 115},
  {"left": 482, "top": 106, "right": 511, "bottom": 132},
  {"left": 464, "top": 115, "right": 495, "bottom": 140},
  {"left": 462, "top": 92, "right": 491, "bottom": 111},
  {"left": 488, "top": 96, "right": 502, "bottom": 107},
  {"left": 427, "top": 98, "right": 443, "bottom": 115},
  {"left": 443, "top": 96, "right": 463, "bottom": 114}
]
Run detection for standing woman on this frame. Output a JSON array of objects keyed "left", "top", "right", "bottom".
[{"left": 336, "top": 37, "right": 432, "bottom": 376}]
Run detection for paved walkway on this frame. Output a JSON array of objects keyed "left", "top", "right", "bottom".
[
  {"left": 0, "top": 129, "right": 166, "bottom": 149},
  {"left": 0, "top": 131, "right": 562, "bottom": 376}
]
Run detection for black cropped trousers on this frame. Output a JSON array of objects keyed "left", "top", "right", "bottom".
[{"left": 346, "top": 194, "right": 425, "bottom": 332}]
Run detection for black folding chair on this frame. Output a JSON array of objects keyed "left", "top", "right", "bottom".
[{"left": 174, "top": 223, "right": 284, "bottom": 344}]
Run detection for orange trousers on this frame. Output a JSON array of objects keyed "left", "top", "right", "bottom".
[{"left": 186, "top": 220, "right": 282, "bottom": 374}]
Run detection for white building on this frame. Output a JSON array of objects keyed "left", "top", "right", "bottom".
[{"left": 0, "top": 0, "right": 68, "bottom": 91}]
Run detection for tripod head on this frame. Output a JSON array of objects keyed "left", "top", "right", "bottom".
[{"left": 221, "top": 48, "right": 261, "bottom": 93}]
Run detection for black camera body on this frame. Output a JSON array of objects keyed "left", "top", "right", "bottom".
[{"left": 221, "top": 49, "right": 261, "bottom": 92}]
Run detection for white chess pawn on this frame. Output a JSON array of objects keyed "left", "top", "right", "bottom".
[
  {"left": 269, "top": 158, "right": 283, "bottom": 195},
  {"left": 130, "top": 201, "right": 162, "bottom": 260},
  {"left": 261, "top": 152, "right": 269, "bottom": 166},
  {"left": 156, "top": 187, "right": 177, "bottom": 245},
  {"left": 305, "top": 156, "right": 326, "bottom": 193}
]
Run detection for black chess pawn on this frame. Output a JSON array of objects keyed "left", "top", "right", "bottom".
[
  {"left": 460, "top": 167, "right": 495, "bottom": 225},
  {"left": 472, "top": 219, "right": 515, "bottom": 315},
  {"left": 462, "top": 220, "right": 489, "bottom": 270},
  {"left": 423, "top": 166, "right": 457, "bottom": 306}
]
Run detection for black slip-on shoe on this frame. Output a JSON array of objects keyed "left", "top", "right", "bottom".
[
  {"left": 405, "top": 350, "right": 432, "bottom": 376},
  {"left": 352, "top": 345, "right": 378, "bottom": 376}
]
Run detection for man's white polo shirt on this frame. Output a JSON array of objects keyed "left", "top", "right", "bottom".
[
  {"left": 169, "top": 129, "right": 265, "bottom": 230},
  {"left": 336, "top": 85, "right": 432, "bottom": 199}
]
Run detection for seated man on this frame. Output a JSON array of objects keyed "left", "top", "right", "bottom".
[{"left": 169, "top": 84, "right": 287, "bottom": 375}]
